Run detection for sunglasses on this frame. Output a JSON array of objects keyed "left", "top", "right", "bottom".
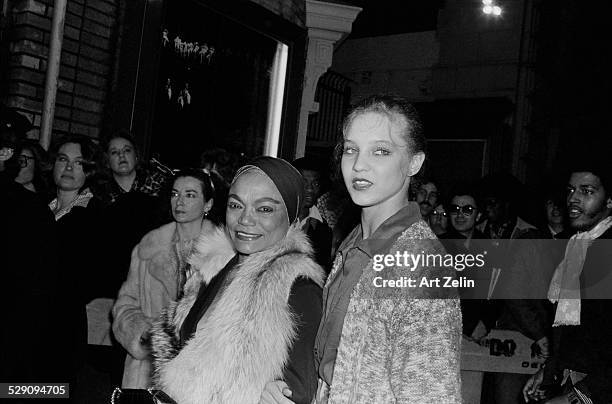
[{"left": 448, "top": 204, "right": 476, "bottom": 216}]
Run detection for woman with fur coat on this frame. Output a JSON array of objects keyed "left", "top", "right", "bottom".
[
  {"left": 151, "top": 157, "right": 324, "bottom": 404},
  {"left": 112, "top": 169, "right": 217, "bottom": 388},
  {"left": 261, "top": 95, "right": 462, "bottom": 404}
]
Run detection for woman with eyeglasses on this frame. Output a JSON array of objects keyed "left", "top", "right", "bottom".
[
  {"left": 262, "top": 95, "right": 462, "bottom": 404},
  {"left": 150, "top": 157, "right": 324, "bottom": 404},
  {"left": 14, "top": 139, "right": 50, "bottom": 196},
  {"left": 112, "top": 168, "right": 219, "bottom": 390}
]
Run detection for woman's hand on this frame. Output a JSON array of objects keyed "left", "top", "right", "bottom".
[{"left": 259, "top": 380, "right": 294, "bottom": 404}]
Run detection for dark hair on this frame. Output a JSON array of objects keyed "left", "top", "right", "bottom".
[
  {"left": 199, "top": 148, "right": 242, "bottom": 187},
  {"left": 50, "top": 134, "right": 100, "bottom": 193},
  {"left": 51, "top": 134, "right": 99, "bottom": 174},
  {"left": 409, "top": 177, "right": 439, "bottom": 201},
  {"left": 569, "top": 160, "right": 612, "bottom": 199},
  {"left": 292, "top": 156, "right": 324, "bottom": 173},
  {"left": 479, "top": 173, "right": 523, "bottom": 203},
  {"left": 292, "top": 156, "right": 330, "bottom": 193},
  {"left": 102, "top": 130, "right": 138, "bottom": 154},
  {"left": 19, "top": 139, "right": 51, "bottom": 193},
  {"left": 538, "top": 174, "right": 567, "bottom": 207},
  {"left": 172, "top": 168, "right": 226, "bottom": 225},
  {"left": 0, "top": 126, "right": 24, "bottom": 179},
  {"left": 449, "top": 182, "right": 479, "bottom": 209},
  {"left": 173, "top": 168, "right": 214, "bottom": 200},
  {"left": 341, "top": 94, "right": 426, "bottom": 155}
]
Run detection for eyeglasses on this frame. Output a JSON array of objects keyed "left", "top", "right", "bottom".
[
  {"left": 432, "top": 210, "right": 448, "bottom": 218},
  {"left": 448, "top": 204, "right": 476, "bottom": 216},
  {"left": 18, "top": 155, "right": 35, "bottom": 168}
]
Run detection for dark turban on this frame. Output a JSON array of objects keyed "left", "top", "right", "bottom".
[{"left": 232, "top": 156, "right": 305, "bottom": 224}]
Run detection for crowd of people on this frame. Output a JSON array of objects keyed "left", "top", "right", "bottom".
[{"left": 1, "top": 93, "right": 610, "bottom": 404}]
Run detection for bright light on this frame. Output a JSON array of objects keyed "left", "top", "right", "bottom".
[
  {"left": 492, "top": 6, "right": 502, "bottom": 15},
  {"left": 482, "top": 0, "right": 493, "bottom": 5},
  {"left": 264, "top": 42, "right": 288, "bottom": 157},
  {"left": 483, "top": 5, "right": 493, "bottom": 14}
]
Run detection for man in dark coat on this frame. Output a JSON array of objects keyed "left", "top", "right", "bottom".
[
  {"left": 0, "top": 126, "right": 63, "bottom": 384},
  {"left": 524, "top": 162, "right": 612, "bottom": 404}
]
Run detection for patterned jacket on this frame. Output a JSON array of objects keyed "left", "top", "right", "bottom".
[{"left": 321, "top": 220, "right": 463, "bottom": 403}]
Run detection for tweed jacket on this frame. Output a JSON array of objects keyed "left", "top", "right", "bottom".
[
  {"left": 112, "top": 221, "right": 187, "bottom": 388},
  {"left": 322, "top": 220, "right": 462, "bottom": 404},
  {"left": 151, "top": 225, "right": 325, "bottom": 404}
]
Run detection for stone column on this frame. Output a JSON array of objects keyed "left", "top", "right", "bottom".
[{"left": 295, "top": 0, "right": 361, "bottom": 158}]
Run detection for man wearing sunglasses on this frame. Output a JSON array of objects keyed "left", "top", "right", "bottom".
[
  {"left": 440, "top": 189, "right": 495, "bottom": 340},
  {"left": 447, "top": 195, "right": 482, "bottom": 248}
]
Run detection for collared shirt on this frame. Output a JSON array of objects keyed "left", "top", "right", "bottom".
[
  {"left": 48, "top": 188, "right": 94, "bottom": 221},
  {"left": 314, "top": 202, "right": 421, "bottom": 385},
  {"left": 102, "top": 168, "right": 168, "bottom": 204},
  {"left": 299, "top": 205, "right": 324, "bottom": 228}
]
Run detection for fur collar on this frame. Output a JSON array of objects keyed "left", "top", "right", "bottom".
[
  {"left": 183, "top": 226, "right": 235, "bottom": 296},
  {"left": 152, "top": 223, "right": 323, "bottom": 404},
  {"left": 184, "top": 223, "right": 317, "bottom": 294},
  {"left": 138, "top": 222, "right": 177, "bottom": 260}
]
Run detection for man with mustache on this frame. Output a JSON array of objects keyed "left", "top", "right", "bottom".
[
  {"left": 524, "top": 162, "right": 612, "bottom": 404},
  {"left": 415, "top": 179, "right": 439, "bottom": 222}
]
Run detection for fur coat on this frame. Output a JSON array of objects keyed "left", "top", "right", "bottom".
[
  {"left": 151, "top": 225, "right": 324, "bottom": 404},
  {"left": 320, "top": 220, "right": 463, "bottom": 403},
  {"left": 112, "top": 221, "right": 185, "bottom": 389}
]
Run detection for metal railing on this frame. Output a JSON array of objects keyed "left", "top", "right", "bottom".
[{"left": 306, "top": 70, "right": 352, "bottom": 146}]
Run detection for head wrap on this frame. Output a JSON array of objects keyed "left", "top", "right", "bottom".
[{"left": 232, "top": 156, "right": 304, "bottom": 224}]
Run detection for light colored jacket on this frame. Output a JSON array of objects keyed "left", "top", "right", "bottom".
[
  {"left": 151, "top": 225, "right": 324, "bottom": 404},
  {"left": 321, "top": 221, "right": 462, "bottom": 403},
  {"left": 112, "top": 222, "right": 184, "bottom": 388}
]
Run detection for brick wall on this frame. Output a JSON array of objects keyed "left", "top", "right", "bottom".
[{"left": 3, "top": 0, "right": 118, "bottom": 142}]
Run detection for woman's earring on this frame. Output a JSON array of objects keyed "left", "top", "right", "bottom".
[{"left": 204, "top": 210, "right": 209, "bottom": 218}]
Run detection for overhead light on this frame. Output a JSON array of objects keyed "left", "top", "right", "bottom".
[{"left": 482, "top": 0, "right": 503, "bottom": 16}]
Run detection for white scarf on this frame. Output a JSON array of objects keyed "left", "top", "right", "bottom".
[{"left": 548, "top": 216, "right": 612, "bottom": 326}]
